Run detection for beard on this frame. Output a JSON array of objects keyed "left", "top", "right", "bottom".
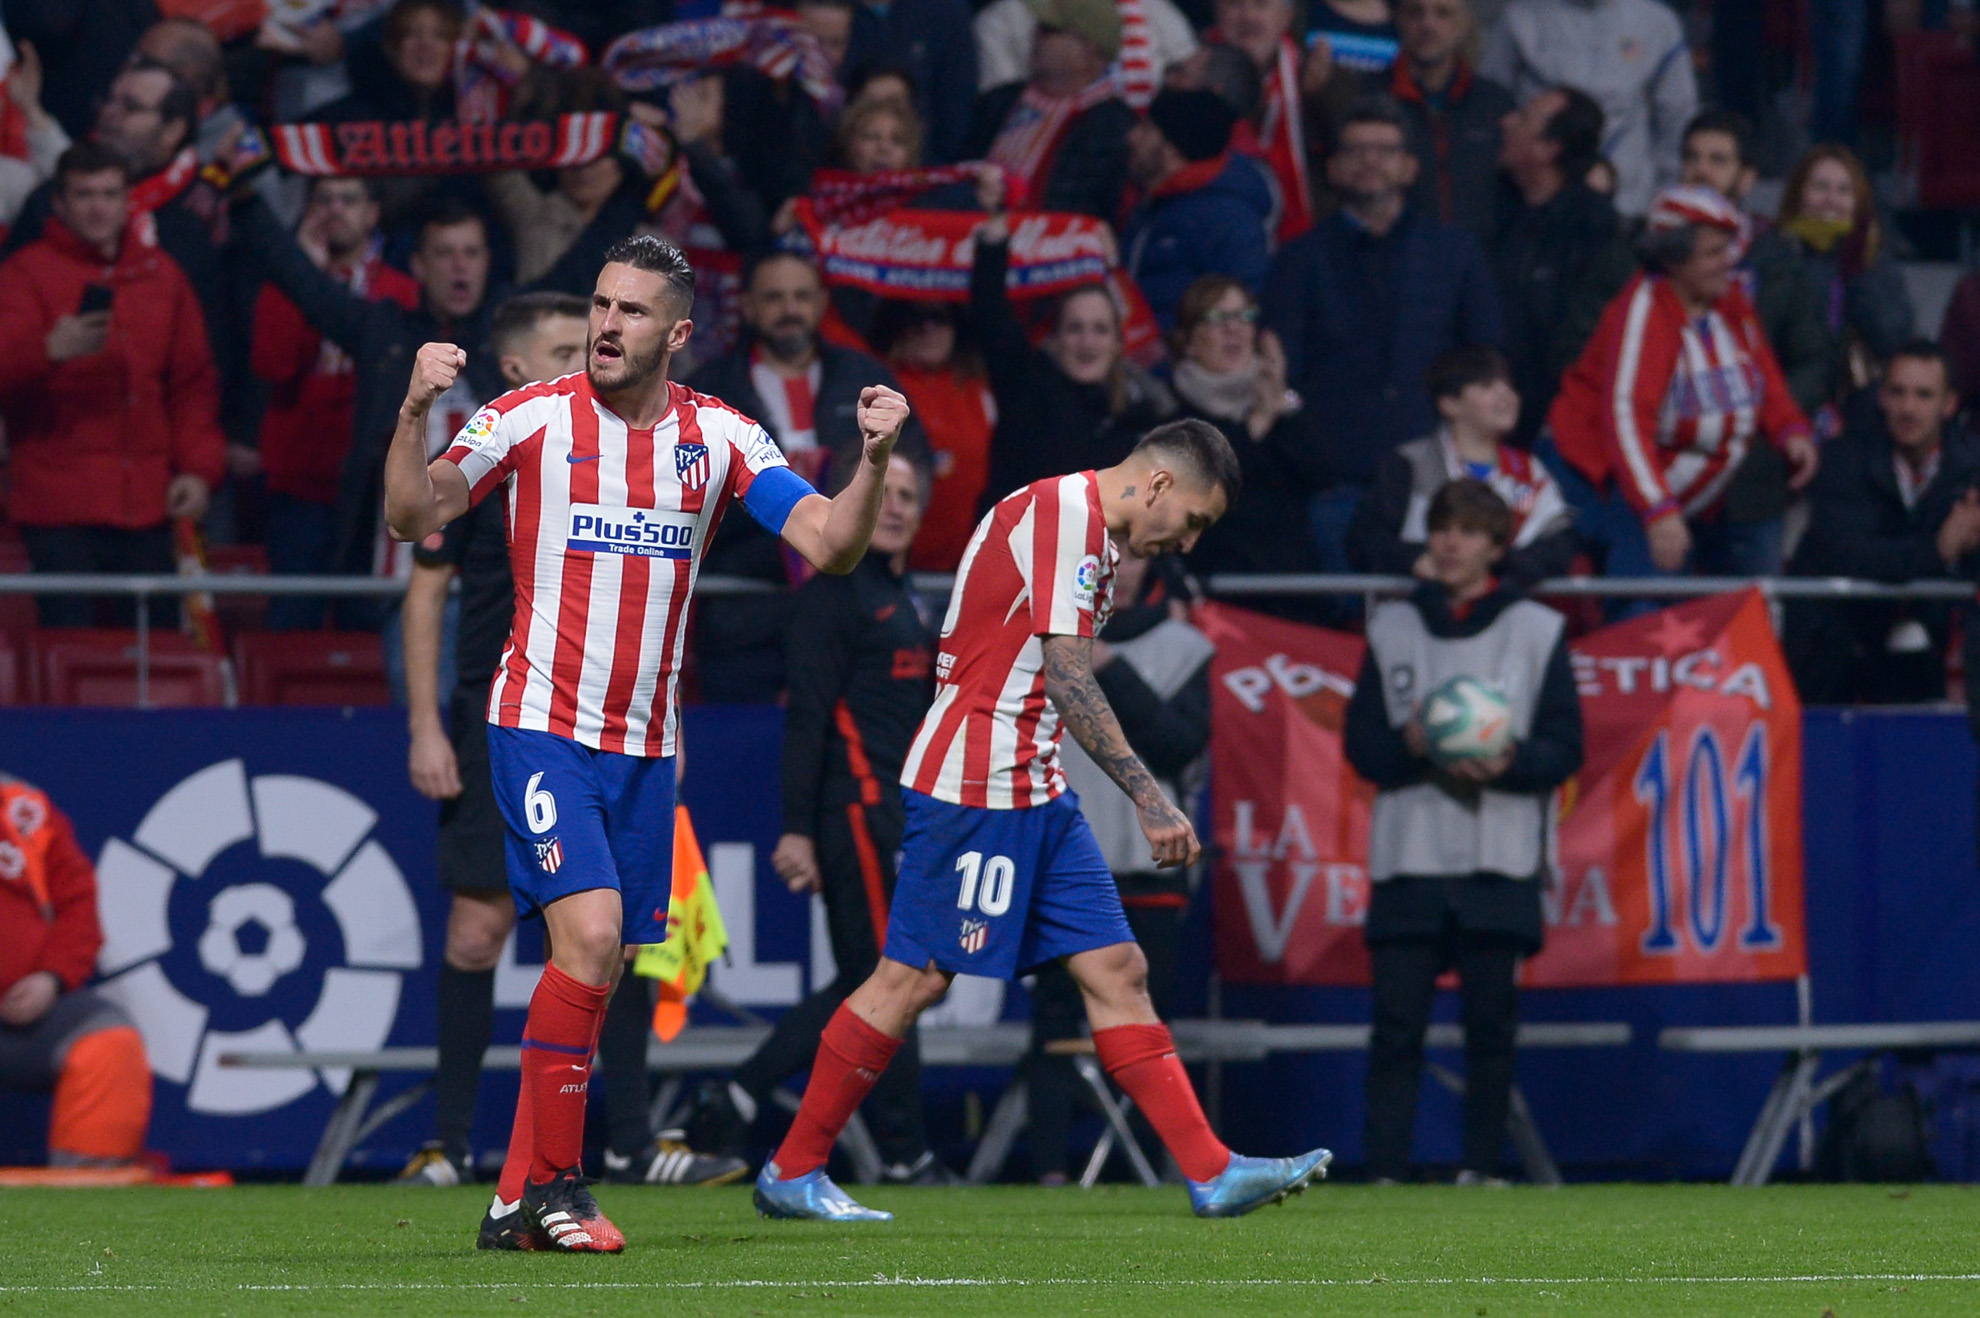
[
  {"left": 586, "top": 333, "right": 667, "bottom": 393},
  {"left": 759, "top": 325, "right": 814, "bottom": 363}
]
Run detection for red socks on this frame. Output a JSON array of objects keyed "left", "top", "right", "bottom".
[
  {"left": 1094, "top": 1023, "right": 1231, "bottom": 1182},
  {"left": 772, "top": 1004, "right": 901, "bottom": 1179},
  {"left": 496, "top": 963, "right": 609, "bottom": 1200}
]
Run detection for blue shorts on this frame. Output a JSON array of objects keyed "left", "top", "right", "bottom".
[
  {"left": 882, "top": 788, "right": 1134, "bottom": 979},
  {"left": 486, "top": 724, "right": 675, "bottom": 945}
]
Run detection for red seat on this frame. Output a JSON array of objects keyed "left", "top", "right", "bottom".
[
  {"left": 0, "top": 637, "right": 17, "bottom": 706},
  {"left": 1895, "top": 32, "right": 1980, "bottom": 210},
  {"left": 0, "top": 538, "right": 31, "bottom": 660},
  {"left": 234, "top": 631, "right": 391, "bottom": 706},
  {"left": 31, "top": 629, "right": 228, "bottom": 707}
]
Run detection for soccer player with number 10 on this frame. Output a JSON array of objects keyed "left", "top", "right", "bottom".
[
  {"left": 382, "top": 235, "right": 910, "bottom": 1253},
  {"left": 755, "top": 415, "right": 1332, "bottom": 1222}
]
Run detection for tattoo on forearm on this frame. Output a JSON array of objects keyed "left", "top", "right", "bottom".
[{"left": 1041, "top": 635, "right": 1177, "bottom": 817}]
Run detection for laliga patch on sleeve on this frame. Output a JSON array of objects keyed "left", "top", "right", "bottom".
[
  {"left": 739, "top": 425, "right": 790, "bottom": 472},
  {"left": 1070, "top": 554, "right": 1101, "bottom": 608},
  {"left": 455, "top": 405, "right": 502, "bottom": 451}
]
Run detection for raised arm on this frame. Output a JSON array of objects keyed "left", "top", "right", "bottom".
[
  {"left": 1040, "top": 633, "right": 1199, "bottom": 869},
  {"left": 776, "top": 385, "right": 909, "bottom": 574},
  {"left": 383, "top": 342, "right": 473, "bottom": 544}
]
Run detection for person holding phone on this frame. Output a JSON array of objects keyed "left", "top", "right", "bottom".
[{"left": 0, "top": 141, "right": 222, "bottom": 628}]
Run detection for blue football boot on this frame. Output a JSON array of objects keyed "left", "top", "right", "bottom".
[
  {"left": 1187, "top": 1148, "right": 1332, "bottom": 1218},
  {"left": 753, "top": 1162, "right": 894, "bottom": 1221}
]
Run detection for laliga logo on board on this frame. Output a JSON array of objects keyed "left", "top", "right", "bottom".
[{"left": 90, "top": 760, "right": 422, "bottom": 1116}]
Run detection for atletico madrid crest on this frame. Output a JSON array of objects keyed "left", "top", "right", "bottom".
[
  {"left": 535, "top": 837, "right": 564, "bottom": 874},
  {"left": 959, "top": 918, "right": 988, "bottom": 955},
  {"left": 675, "top": 442, "right": 711, "bottom": 491}
]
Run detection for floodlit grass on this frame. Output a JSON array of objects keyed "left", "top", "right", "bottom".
[{"left": 0, "top": 1183, "right": 1976, "bottom": 1316}]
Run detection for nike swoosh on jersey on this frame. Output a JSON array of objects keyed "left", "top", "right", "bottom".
[{"left": 566, "top": 452, "right": 603, "bottom": 464}]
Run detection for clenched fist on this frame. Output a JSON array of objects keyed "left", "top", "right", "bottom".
[
  {"left": 406, "top": 342, "right": 467, "bottom": 412},
  {"left": 856, "top": 384, "right": 909, "bottom": 467}
]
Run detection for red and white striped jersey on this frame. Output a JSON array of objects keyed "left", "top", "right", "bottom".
[
  {"left": 901, "top": 471, "right": 1118, "bottom": 809},
  {"left": 1551, "top": 273, "right": 1811, "bottom": 519},
  {"left": 442, "top": 371, "right": 812, "bottom": 757}
]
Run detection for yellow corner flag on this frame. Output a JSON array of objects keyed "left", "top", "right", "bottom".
[{"left": 632, "top": 805, "right": 729, "bottom": 1041}]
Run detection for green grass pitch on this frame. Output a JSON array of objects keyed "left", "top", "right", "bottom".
[{"left": 2, "top": 1183, "right": 1976, "bottom": 1316}]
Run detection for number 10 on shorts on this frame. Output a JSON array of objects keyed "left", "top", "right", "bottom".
[{"left": 955, "top": 851, "right": 1014, "bottom": 917}]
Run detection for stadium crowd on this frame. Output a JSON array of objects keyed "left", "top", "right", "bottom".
[{"left": 0, "top": 0, "right": 1974, "bottom": 709}]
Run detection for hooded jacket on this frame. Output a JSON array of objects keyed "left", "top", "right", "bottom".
[
  {"left": 0, "top": 216, "right": 224, "bottom": 528},
  {"left": 1123, "top": 153, "right": 1274, "bottom": 329}
]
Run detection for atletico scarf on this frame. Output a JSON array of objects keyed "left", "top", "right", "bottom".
[
  {"left": 803, "top": 164, "right": 1016, "bottom": 227},
  {"left": 127, "top": 148, "right": 201, "bottom": 216},
  {"left": 1113, "top": 0, "right": 1157, "bottom": 110},
  {"left": 602, "top": 9, "right": 841, "bottom": 110},
  {"left": 271, "top": 112, "right": 620, "bottom": 176},
  {"left": 794, "top": 203, "right": 1113, "bottom": 303}
]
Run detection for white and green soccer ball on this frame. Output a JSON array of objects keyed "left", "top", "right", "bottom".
[{"left": 1420, "top": 675, "right": 1513, "bottom": 765}]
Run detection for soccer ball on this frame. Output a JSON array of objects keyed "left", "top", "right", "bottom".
[{"left": 1420, "top": 675, "right": 1513, "bottom": 765}]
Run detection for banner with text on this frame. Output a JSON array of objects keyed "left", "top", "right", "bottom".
[{"left": 1203, "top": 590, "right": 1806, "bottom": 987}]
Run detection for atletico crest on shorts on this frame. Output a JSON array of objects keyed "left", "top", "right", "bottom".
[
  {"left": 535, "top": 837, "right": 564, "bottom": 874},
  {"left": 958, "top": 918, "right": 988, "bottom": 955},
  {"left": 675, "top": 442, "right": 711, "bottom": 491}
]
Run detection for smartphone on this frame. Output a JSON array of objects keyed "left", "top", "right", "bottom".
[{"left": 78, "top": 283, "right": 114, "bottom": 316}]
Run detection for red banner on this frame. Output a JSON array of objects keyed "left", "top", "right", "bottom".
[
  {"left": 1204, "top": 590, "right": 1807, "bottom": 988},
  {"left": 793, "top": 205, "right": 1113, "bottom": 303}
]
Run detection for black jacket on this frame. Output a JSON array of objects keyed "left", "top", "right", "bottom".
[
  {"left": 963, "top": 85, "right": 1137, "bottom": 222},
  {"left": 1489, "top": 181, "right": 1635, "bottom": 448},
  {"left": 233, "top": 197, "right": 502, "bottom": 582},
  {"left": 685, "top": 340, "right": 925, "bottom": 699},
  {"left": 1172, "top": 398, "right": 1329, "bottom": 622},
  {"left": 1722, "top": 225, "right": 1839, "bottom": 525},
  {"left": 1343, "top": 580, "right": 1583, "bottom": 798},
  {"left": 1387, "top": 61, "right": 1516, "bottom": 242},
  {"left": 780, "top": 553, "right": 935, "bottom": 836},
  {"left": 972, "top": 236, "right": 1173, "bottom": 505},
  {"left": 1792, "top": 420, "right": 1980, "bottom": 583}
]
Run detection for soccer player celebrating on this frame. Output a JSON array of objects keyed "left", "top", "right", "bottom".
[
  {"left": 754, "top": 418, "right": 1333, "bottom": 1222},
  {"left": 382, "top": 235, "right": 910, "bottom": 1254}
]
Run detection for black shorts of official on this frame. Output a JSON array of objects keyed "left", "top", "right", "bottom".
[
  {"left": 0, "top": 987, "right": 132, "bottom": 1089},
  {"left": 438, "top": 681, "right": 508, "bottom": 894}
]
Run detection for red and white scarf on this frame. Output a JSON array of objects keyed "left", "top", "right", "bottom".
[
  {"left": 1112, "top": 0, "right": 1157, "bottom": 110},
  {"left": 456, "top": 9, "right": 588, "bottom": 123},
  {"left": 127, "top": 148, "right": 201, "bottom": 217},
  {"left": 1218, "top": 33, "right": 1311, "bottom": 243},
  {"left": 804, "top": 164, "right": 1016, "bottom": 227},
  {"left": 988, "top": 77, "right": 1120, "bottom": 198},
  {"left": 602, "top": 7, "right": 841, "bottom": 111}
]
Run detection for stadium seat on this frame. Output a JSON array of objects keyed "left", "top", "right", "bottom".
[
  {"left": 0, "top": 537, "right": 31, "bottom": 661},
  {"left": 204, "top": 543, "right": 272, "bottom": 634},
  {"left": 30, "top": 629, "right": 228, "bottom": 707},
  {"left": 0, "top": 636, "right": 17, "bottom": 706},
  {"left": 234, "top": 631, "right": 391, "bottom": 707},
  {"left": 1894, "top": 31, "right": 1980, "bottom": 210}
]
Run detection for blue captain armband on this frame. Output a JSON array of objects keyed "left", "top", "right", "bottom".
[{"left": 742, "top": 464, "right": 817, "bottom": 534}]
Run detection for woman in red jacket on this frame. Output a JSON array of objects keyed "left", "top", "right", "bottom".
[
  {"left": 1546, "top": 185, "right": 1819, "bottom": 600},
  {"left": 0, "top": 774, "right": 152, "bottom": 1168}
]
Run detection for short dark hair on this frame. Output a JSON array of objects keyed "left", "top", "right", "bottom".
[
  {"left": 1426, "top": 478, "right": 1514, "bottom": 546},
  {"left": 604, "top": 234, "right": 697, "bottom": 315},
  {"left": 1886, "top": 337, "right": 1954, "bottom": 385},
  {"left": 415, "top": 196, "right": 488, "bottom": 249},
  {"left": 1135, "top": 417, "right": 1243, "bottom": 507},
  {"left": 491, "top": 291, "right": 590, "bottom": 358},
  {"left": 55, "top": 140, "right": 130, "bottom": 190},
  {"left": 1332, "top": 94, "right": 1411, "bottom": 155},
  {"left": 127, "top": 57, "right": 199, "bottom": 138},
  {"left": 1195, "top": 41, "right": 1263, "bottom": 119},
  {"left": 1543, "top": 86, "right": 1605, "bottom": 182},
  {"left": 740, "top": 247, "right": 819, "bottom": 299},
  {"left": 1426, "top": 345, "right": 1511, "bottom": 403},
  {"left": 1682, "top": 108, "right": 1757, "bottom": 169},
  {"left": 307, "top": 173, "right": 381, "bottom": 204}
]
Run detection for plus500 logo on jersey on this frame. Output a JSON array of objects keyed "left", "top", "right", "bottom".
[{"left": 567, "top": 504, "right": 697, "bottom": 559}]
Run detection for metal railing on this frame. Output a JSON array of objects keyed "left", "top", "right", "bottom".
[{"left": 0, "top": 570, "right": 1972, "bottom": 707}]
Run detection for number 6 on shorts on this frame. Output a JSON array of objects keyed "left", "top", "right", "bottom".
[
  {"left": 955, "top": 850, "right": 1014, "bottom": 917},
  {"left": 524, "top": 771, "right": 559, "bottom": 834}
]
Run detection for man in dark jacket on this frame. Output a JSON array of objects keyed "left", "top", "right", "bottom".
[
  {"left": 964, "top": 0, "right": 1138, "bottom": 222},
  {"left": 1385, "top": 0, "right": 1515, "bottom": 241},
  {"left": 1123, "top": 88, "right": 1272, "bottom": 328},
  {"left": 1490, "top": 85, "right": 1635, "bottom": 448},
  {"left": 687, "top": 251, "right": 926, "bottom": 701},
  {"left": 1679, "top": 109, "right": 1838, "bottom": 557},
  {"left": 1343, "top": 479, "right": 1582, "bottom": 1185},
  {"left": 1262, "top": 95, "right": 1504, "bottom": 570},
  {"left": 233, "top": 193, "right": 502, "bottom": 598},
  {"left": 1787, "top": 341, "right": 1978, "bottom": 704}
]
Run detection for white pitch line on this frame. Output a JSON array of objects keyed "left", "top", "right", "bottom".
[{"left": 6, "top": 1274, "right": 1980, "bottom": 1294}]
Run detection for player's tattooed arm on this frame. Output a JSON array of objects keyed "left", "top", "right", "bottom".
[{"left": 1041, "top": 634, "right": 1201, "bottom": 868}]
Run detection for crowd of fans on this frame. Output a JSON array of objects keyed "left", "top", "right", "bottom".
[{"left": 0, "top": 0, "right": 1976, "bottom": 709}]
